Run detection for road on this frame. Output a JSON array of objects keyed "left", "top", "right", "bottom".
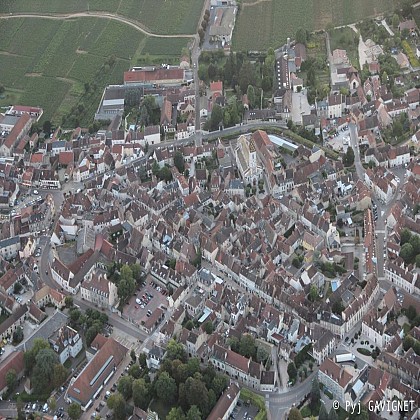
[
  {"left": 348, "top": 123, "right": 365, "bottom": 182},
  {"left": 267, "top": 371, "right": 317, "bottom": 420},
  {"left": 0, "top": 11, "right": 195, "bottom": 39}
]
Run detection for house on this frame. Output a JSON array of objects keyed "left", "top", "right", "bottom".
[
  {"left": 207, "top": 382, "right": 240, "bottom": 420},
  {"left": 0, "top": 114, "right": 32, "bottom": 157},
  {"left": 318, "top": 358, "right": 353, "bottom": 406},
  {"left": 0, "top": 351, "right": 24, "bottom": 396},
  {"left": 124, "top": 66, "right": 185, "bottom": 86},
  {"left": 146, "top": 345, "right": 165, "bottom": 370},
  {"left": 49, "top": 325, "right": 83, "bottom": 364},
  {"left": 67, "top": 335, "right": 128, "bottom": 410},
  {"left": 208, "top": 7, "right": 237, "bottom": 45},
  {"left": 0, "top": 236, "right": 21, "bottom": 260},
  {"left": 80, "top": 270, "right": 118, "bottom": 309}
]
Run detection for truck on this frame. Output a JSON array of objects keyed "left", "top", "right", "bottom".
[{"left": 335, "top": 353, "right": 355, "bottom": 363}]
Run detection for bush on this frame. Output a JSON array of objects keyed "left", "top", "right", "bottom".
[
  {"left": 357, "top": 348, "right": 372, "bottom": 356},
  {"left": 301, "top": 405, "right": 312, "bottom": 418}
]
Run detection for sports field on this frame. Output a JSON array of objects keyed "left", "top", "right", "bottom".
[
  {"left": 233, "top": 0, "right": 399, "bottom": 51},
  {"left": 0, "top": 16, "right": 191, "bottom": 124},
  {"left": 0, "top": 0, "right": 203, "bottom": 35}
]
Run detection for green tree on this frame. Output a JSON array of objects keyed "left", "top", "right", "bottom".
[
  {"left": 187, "top": 405, "right": 202, "bottom": 420},
  {"left": 13, "top": 327, "right": 24, "bottom": 344},
  {"left": 85, "top": 324, "right": 101, "bottom": 347},
  {"left": 65, "top": 296, "right": 74, "bottom": 307},
  {"left": 319, "top": 402, "right": 329, "bottom": 420},
  {"left": 118, "top": 375, "right": 133, "bottom": 400},
  {"left": 311, "top": 377, "right": 321, "bottom": 411},
  {"left": 239, "top": 60, "right": 255, "bottom": 93},
  {"left": 332, "top": 300, "right": 344, "bottom": 315},
  {"left": 32, "top": 348, "right": 59, "bottom": 394},
  {"left": 400, "top": 243, "right": 414, "bottom": 263},
  {"left": 166, "top": 339, "right": 187, "bottom": 362},
  {"left": 107, "top": 393, "right": 126, "bottom": 420},
  {"left": 174, "top": 151, "right": 185, "bottom": 174},
  {"left": 287, "top": 362, "right": 297, "bottom": 380},
  {"left": 406, "top": 305, "right": 417, "bottom": 321},
  {"left": 185, "top": 375, "right": 209, "bottom": 416},
  {"left": 138, "top": 353, "right": 147, "bottom": 368},
  {"left": 0, "top": 84, "right": 5, "bottom": 95},
  {"left": 392, "top": 14, "right": 400, "bottom": 28},
  {"left": 52, "top": 363, "right": 68, "bottom": 388},
  {"left": 128, "top": 364, "right": 142, "bottom": 379},
  {"left": 239, "top": 334, "right": 256, "bottom": 359},
  {"left": 256, "top": 346, "right": 269, "bottom": 363},
  {"left": 155, "top": 372, "right": 177, "bottom": 403},
  {"left": 24, "top": 338, "right": 50, "bottom": 374},
  {"left": 48, "top": 397, "right": 57, "bottom": 412},
  {"left": 329, "top": 408, "right": 338, "bottom": 420},
  {"left": 247, "top": 85, "right": 256, "bottom": 109},
  {"left": 289, "top": 407, "right": 303, "bottom": 420},
  {"left": 204, "top": 321, "right": 214, "bottom": 334},
  {"left": 130, "top": 349, "right": 137, "bottom": 362},
  {"left": 209, "top": 104, "right": 224, "bottom": 131},
  {"left": 67, "top": 403, "right": 82, "bottom": 420},
  {"left": 296, "top": 28, "right": 308, "bottom": 44},
  {"left": 132, "top": 378, "right": 149, "bottom": 409},
  {"left": 343, "top": 146, "right": 355, "bottom": 166},
  {"left": 159, "top": 166, "right": 172, "bottom": 182},
  {"left": 167, "top": 407, "right": 186, "bottom": 420},
  {"left": 211, "top": 374, "right": 228, "bottom": 397},
  {"left": 401, "top": 228, "right": 412, "bottom": 245},
  {"left": 309, "top": 285, "right": 318, "bottom": 302},
  {"left": 6, "top": 369, "right": 17, "bottom": 391}
]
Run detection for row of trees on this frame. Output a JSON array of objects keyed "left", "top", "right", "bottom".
[
  {"left": 107, "top": 263, "right": 143, "bottom": 306},
  {"left": 400, "top": 228, "right": 420, "bottom": 267},
  {"left": 68, "top": 307, "right": 108, "bottom": 347}
]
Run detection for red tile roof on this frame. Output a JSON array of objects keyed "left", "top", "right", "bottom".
[
  {"left": 124, "top": 68, "right": 184, "bottom": 84},
  {"left": 0, "top": 351, "right": 24, "bottom": 392}
]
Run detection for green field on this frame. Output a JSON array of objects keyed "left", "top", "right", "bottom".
[
  {"left": 233, "top": 0, "right": 400, "bottom": 51},
  {"left": 0, "top": 0, "right": 203, "bottom": 35},
  {"left": 0, "top": 16, "right": 190, "bottom": 124}
]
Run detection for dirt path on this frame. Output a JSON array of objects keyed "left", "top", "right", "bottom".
[
  {"left": 241, "top": 0, "right": 272, "bottom": 7},
  {"left": 0, "top": 11, "right": 195, "bottom": 38}
]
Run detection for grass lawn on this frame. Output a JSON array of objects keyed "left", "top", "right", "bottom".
[
  {"left": 149, "top": 399, "right": 171, "bottom": 419},
  {"left": 329, "top": 27, "right": 360, "bottom": 69},
  {"left": 233, "top": 0, "right": 400, "bottom": 51},
  {"left": 0, "top": 15, "right": 191, "bottom": 125}
]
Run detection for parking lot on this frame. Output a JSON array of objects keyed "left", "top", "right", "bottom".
[
  {"left": 231, "top": 400, "right": 259, "bottom": 420},
  {"left": 123, "top": 279, "right": 169, "bottom": 326},
  {"left": 324, "top": 125, "right": 350, "bottom": 152}
]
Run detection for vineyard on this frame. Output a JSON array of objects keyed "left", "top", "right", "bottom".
[
  {"left": 233, "top": 0, "right": 400, "bottom": 51},
  {"left": 0, "top": 0, "right": 202, "bottom": 35},
  {"left": 0, "top": 16, "right": 190, "bottom": 124}
]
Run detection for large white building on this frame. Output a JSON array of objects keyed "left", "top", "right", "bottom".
[
  {"left": 235, "top": 135, "right": 263, "bottom": 184},
  {"left": 80, "top": 270, "right": 118, "bottom": 309}
]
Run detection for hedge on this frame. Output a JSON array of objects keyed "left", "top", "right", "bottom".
[
  {"left": 240, "top": 389, "right": 267, "bottom": 420},
  {"left": 402, "top": 40, "right": 420, "bottom": 67}
]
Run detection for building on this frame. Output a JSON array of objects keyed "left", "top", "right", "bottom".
[
  {"left": 80, "top": 270, "right": 118, "bottom": 309},
  {"left": 0, "top": 237, "right": 21, "bottom": 260},
  {"left": 0, "top": 113, "right": 32, "bottom": 157},
  {"left": 209, "top": 7, "right": 237, "bottom": 45},
  {"left": 318, "top": 358, "right": 353, "bottom": 406},
  {"left": 0, "top": 351, "right": 25, "bottom": 396},
  {"left": 49, "top": 325, "right": 83, "bottom": 364},
  {"left": 124, "top": 67, "right": 185, "bottom": 86},
  {"left": 235, "top": 134, "right": 263, "bottom": 184},
  {"left": 67, "top": 335, "right": 128, "bottom": 411},
  {"left": 207, "top": 382, "right": 240, "bottom": 420}
]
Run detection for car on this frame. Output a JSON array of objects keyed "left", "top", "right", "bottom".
[
  {"left": 96, "top": 406, "right": 101, "bottom": 412},
  {"left": 45, "top": 271, "right": 48, "bottom": 275},
  {"left": 33, "top": 190, "right": 39, "bottom": 195},
  {"left": 140, "top": 304, "right": 145, "bottom": 309},
  {"left": 135, "top": 298, "right": 141, "bottom": 305}
]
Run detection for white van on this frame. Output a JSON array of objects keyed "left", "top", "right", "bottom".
[{"left": 42, "top": 403, "right": 48, "bottom": 412}]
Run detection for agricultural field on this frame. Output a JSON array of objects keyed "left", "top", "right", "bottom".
[
  {"left": 233, "top": 0, "right": 400, "bottom": 51},
  {"left": 0, "top": 16, "right": 190, "bottom": 125},
  {"left": 0, "top": 0, "right": 203, "bottom": 35}
]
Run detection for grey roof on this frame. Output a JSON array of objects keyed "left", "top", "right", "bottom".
[
  {"left": 0, "top": 236, "right": 20, "bottom": 248},
  {"left": 21, "top": 310, "right": 68, "bottom": 351}
]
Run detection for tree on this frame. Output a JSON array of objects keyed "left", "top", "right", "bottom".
[
  {"left": 166, "top": 339, "right": 187, "bottom": 362},
  {"left": 247, "top": 85, "right": 256, "bottom": 109},
  {"left": 42, "top": 120, "right": 52, "bottom": 135},
  {"left": 239, "top": 334, "right": 256, "bottom": 359},
  {"left": 6, "top": 369, "right": 17, "bottom": 391},
  {"left": 184, "top": 376, "right": 209, "bottom": 416},
  {"left": 131, "top": 264, "right": 142, "bottom": 281},
  {"left": 52, "top": 363, "right": 68, "bottom": 388},
  {"left": 311, "top": 377, "right": 321, "bottom": 410},
  {"left": 67, "top": 403, "right": 82, "bottom": 420},
  {"left": 401, "top": 228, "right": 412, "bottom": 245},
  {"left": 174, "top": 151, "right": 185, "bottom": 174},
  {"left": 289, "top": 407, "right": 303, "bottom": 420},
  {"left": 85, "top": 324, "right": 101, "bottom": 347},
  {"left": 187, "top": 405, "right": 202, "bottom": 420},
  {"left": 287, "top": 362, "right": 297, "bottom": 380},
  {"left": 296, "top": 28, "right": 308, "bottom": 44},
  {"left": 118, "top": 375, "right": 133, "bottom": 400},
  {"left": 155, "top": 372, "right": 177, "bottom": 403},
  {"left": 406, "top": 305, "right": 417, "bottom": 321},
  {"left": 319, "top": 402, "right": 329, "bottom": 420},
  {"left": 130, "top": 349, "right": 137, "bottom": 362},
  {"left": 132, "top": 378, "right": 149, "bottom": 409},
  {"left": 24, "top": 338, "right": 50, "bottom": 374},
  {"left": 343, "top": 146, "right": 355, "bottom": 166},
  {"left": 403, "top": 335, "right": 414, "bottom": 351},
  {"left": 13, "top": 326, "right": 24, "bottom": 344},
  {"left": 107, "top": 393, "right": 126, "bottom": 420},
  {"left": 167, "top": 407, "right": 186, "bottom": 420},
  {"left": 332, "top": 300, "right": 344, "bottom": 315},
  {"left": 14, "top": 282, "right": 22, "bottom": 294},
  {"left": 256, "top": 346, "right": 269, "bottom": 363},
  {"left": 239, "top": 60, "right": 255, "bottom": 93},
  {"left": 400, "top": 243, "right": 414, "bottom": 263},
  {"left": 211, "top": 374, "right": 228, "bottom": 397},
  {"left": 329, "top": 408, "right": 338, "bottom": 420},
  {"left": 138, "top": 352, "right": 147, "bottom": 368},
  {"left": 309, "top": 285, "right": 318, "bottom": 302},
  {"left": 401, "top": 0, "right": 413, "bottom": 18},
  {"left": 48, "top": 396, "right": 57, "bottom": 412},
  {"left": 392, "top": 14, "right": 400, "bottom": 28},
  {"left": 65, "top": 296, "right": 74, "bottom": 308},
  {"left": 32, "top": 348, "right": 59, "bottom": 394},
  {"left": 128, "top": 364, "right": 142, "bottom": 379},
  {"left": 209, "top": 104, "right": 224, "bottom": 131},
  {"left": 204, "top": 321, "right": 214, "bottom": 334}
]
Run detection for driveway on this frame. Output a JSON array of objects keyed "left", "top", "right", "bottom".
[{"left": 291, "top": 90, "right": 312, "bottom": 124}]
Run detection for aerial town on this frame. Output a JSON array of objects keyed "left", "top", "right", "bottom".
[{"left": 0, "top": 1, "right": 419, "bottom": 420}]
